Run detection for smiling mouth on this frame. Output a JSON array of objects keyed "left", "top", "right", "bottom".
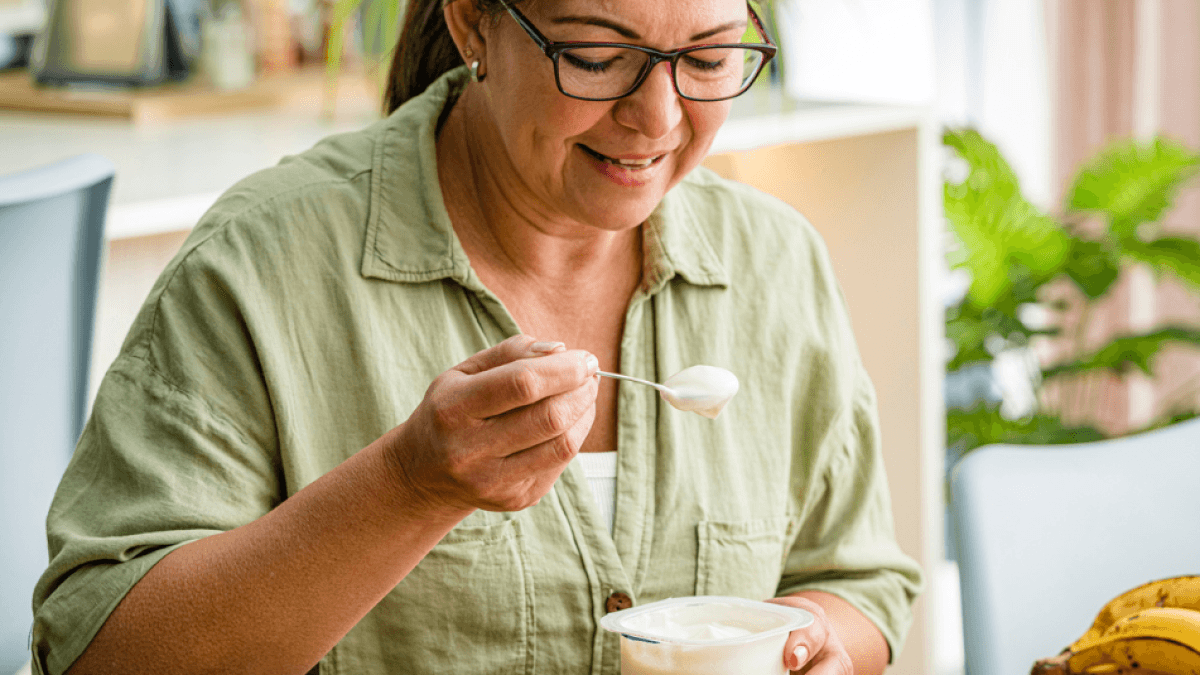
[{"left": 580, "top": 144, "right": 665, "bottom": 170}]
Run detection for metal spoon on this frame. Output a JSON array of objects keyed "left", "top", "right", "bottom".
[{"left": 596, "top": 365, "right": 739, "bottom": 419}]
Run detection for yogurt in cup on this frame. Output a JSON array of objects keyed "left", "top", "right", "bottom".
[{"left": 600, "top": 596, "right": 814, "bottom": 675}]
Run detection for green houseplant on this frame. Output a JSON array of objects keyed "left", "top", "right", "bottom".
[{"left": 944, "top": 128, "right": 1200, "bottom": 455}]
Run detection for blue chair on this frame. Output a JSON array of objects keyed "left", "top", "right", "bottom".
[
  {"left": 0, "top": 154, "right": 114, "bottom": 674},
  {"left": 949, "top": 417, "right": 1200, "bottom": 675}
]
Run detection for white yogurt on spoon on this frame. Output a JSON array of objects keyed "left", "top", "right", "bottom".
[{"left": 596, "top": 365, "right": 739, "bottom": 419}]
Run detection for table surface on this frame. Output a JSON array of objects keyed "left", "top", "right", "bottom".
[{"left": 0, "top": 87, "right": 929, "bottom": 239}]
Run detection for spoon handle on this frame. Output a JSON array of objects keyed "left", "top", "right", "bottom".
[{"left": 596, "top": 370, "right": 670, "bottom": 394}]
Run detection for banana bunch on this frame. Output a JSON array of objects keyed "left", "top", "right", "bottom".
[{"left": 1032, "top": 576, "right": 1200, "bottom": 675}]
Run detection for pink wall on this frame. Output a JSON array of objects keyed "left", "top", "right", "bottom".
[{"left": 1044, "top": 0, "right": 1200, "bottom": 435}]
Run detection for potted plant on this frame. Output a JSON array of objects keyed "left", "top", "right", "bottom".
[{"left": 943, "top": 128, "right": 1200, "bottom": 457}]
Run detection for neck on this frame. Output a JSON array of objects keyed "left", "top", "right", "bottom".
[{"left": 435, "top": 89, "right": 642, "bottom": 287}]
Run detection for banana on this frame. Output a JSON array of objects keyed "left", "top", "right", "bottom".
[
  {"left": 1072, "top": 577, "right": 1200, "bottom": 651},
  {"left": 1034, "top": 607, "right": 1200, "bottom": 675}
]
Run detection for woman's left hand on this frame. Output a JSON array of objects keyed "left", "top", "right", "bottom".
[{"left": 764, "top": 596, "right": 855, "bottom": 674}]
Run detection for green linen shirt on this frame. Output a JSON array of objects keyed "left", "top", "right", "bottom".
[{"left": 32, "top": 67, "right": 922, "bottom": 675}]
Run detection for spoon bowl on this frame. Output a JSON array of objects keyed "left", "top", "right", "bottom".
[{"left": 597, "top": 365, "right": 739, "bottom": 419}]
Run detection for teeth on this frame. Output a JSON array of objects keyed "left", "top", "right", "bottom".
[
  {"left": 609, "top": 156, "right": 657, "bottom": 168},
  {"left": 584, "top": 145, "right": 659, "bottom": 169}
]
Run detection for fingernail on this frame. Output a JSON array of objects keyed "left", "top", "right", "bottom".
[
  {"left": 792, "top": 646, "right": 809, "bottom": 669},
  {"left": 585, "top": 354, "right": 599, "bottom": 375},
  {"left": 529, "top": 341, "right": 565, "bottom": 355}
]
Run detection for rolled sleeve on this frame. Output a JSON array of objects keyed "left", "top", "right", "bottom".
[
  {"left": 31, "top": 354, "right": 281, "bottom": 675},
  {"left": 777, "top": 366, "right": 924, "bottom": 661}
]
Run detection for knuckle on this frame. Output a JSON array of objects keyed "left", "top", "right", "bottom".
[
  {"left": 541, "top": 400, "right": 574, "bottom": 435},
  {"left": 497, "top": 484, "right": 535, "bottom": 512},
  {"left": 507, "top": 492, "right": 536, "bottom": 511},
  {"left": 429, "top": 400, "right": 460, "bottom": 435},
  {"left": 548, "top": 435, "right": 577, "bottom": 464},
  {"left": 566, "top": 419, "right": 590, "bottom": 453},
  {"left": 445, "top": 452, "right": 473, "bottom": 478},
  {"left": 475, "top": 482, "right": 508, "bottom": 509},
  {"left": 510, "top": 367, "right": 543, "bottom": 402}
]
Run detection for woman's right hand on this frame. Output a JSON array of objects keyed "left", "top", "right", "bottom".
[{"left": 384, "top": 334, "right": 600, "bottom": 516}]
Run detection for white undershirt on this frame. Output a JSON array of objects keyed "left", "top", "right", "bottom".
[{"left": 574, "top": 451, "right": 618, "bottom": 533}]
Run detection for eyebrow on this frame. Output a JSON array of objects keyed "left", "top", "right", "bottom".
[{"left": 548, "top": 15, "right": 747, "bottom": 42}]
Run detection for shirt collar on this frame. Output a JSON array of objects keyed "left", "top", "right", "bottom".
[{"left": 361, "top": 67, "right": 728, "bottom": 293}]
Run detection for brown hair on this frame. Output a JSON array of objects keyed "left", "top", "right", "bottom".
[{"left": 384, "top": 0, "right": 512, "bottom": 114}]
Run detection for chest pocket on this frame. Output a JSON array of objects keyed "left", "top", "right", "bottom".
[
  {"left": 327, "top": 518, "right": 535, "bottom": 675},
  {"left": 695, "top": 517, "right": 791, "bottom": 601}
]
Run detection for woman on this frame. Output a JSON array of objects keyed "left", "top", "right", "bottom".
[{"left": 32, "top": 0, "right": 921, "bottom": 673}]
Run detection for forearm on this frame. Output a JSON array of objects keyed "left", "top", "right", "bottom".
[
  {"left": 790, "top": 590, "right": 890, "bottom": 675},
  {"left": 67, "top": 430, "right": 471, "bottom": 675}
]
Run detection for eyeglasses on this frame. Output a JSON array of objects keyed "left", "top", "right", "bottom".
[{"left": 499, "top": 1, "right": 778, "bottom": 102}]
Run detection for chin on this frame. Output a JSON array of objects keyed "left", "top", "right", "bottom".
[{"left": 578, "top": 197, "right": 662, "bottom": 231}]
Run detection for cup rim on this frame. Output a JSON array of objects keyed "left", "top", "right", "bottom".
[{"left": 599, "top": 595, "right": 815, "bottom": 647}]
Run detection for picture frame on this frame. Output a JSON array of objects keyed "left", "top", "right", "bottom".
[{"left": 31, "top": 0, "right": 191, "bottom": 86}]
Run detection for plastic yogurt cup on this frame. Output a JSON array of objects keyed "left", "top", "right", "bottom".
[{"left": 600, "top": 596, "right": 814, "bottom": 675}]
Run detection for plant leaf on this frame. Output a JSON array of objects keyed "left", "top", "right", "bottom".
[
  {"left": 1062, "top": 237, "right": 1122, "bottom": 299},
  {"left": 1066, "top": 137, "right": 1200, "bottom": 239},
  {"left": 944, "top": 128, "right": 1071, "bottom": 307},
  {"left": 945, "top": 294, "right": 1051, "bottom": 371},
  {"left": 947, "top": 404, "right": 1105, "bottom": 455},
  {"left": 945, "top": 307, "right": 994, "bottom": 371},
  {"left": 1122, "top": 236, "right": 1200, "bottom": 288},
  {"left": 323, "top": 0, "right": 369, "bottom": 117},
  {"left": 385, "top": 0, "right": 404, "bottom": 57},
  {"left": 1041, "top": 327, "right": 1200, "bottom": 378}
]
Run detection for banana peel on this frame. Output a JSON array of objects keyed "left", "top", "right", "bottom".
[{"left": 1033, "top": 576, "right": 1200, "bottom": 675}]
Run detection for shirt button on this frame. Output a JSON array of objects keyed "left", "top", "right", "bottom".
[{"left": 605, "top": 591, "right": 633, "bottom": 613}]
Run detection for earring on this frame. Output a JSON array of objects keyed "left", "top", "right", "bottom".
[
  {"left": 464, "top": 47, "right": 474, "bottom": 58},
  {"left": 470, "top": 60, "right": 486, "bottom": 82}
]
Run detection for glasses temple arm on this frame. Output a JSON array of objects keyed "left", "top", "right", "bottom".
[{"left": 747, "top": 2, "right": 777, "bottom": 48}]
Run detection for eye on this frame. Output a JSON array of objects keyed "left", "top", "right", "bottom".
[
  {"left": 562, "top": 51, "right": 617, "bottom": 73},
  {"left": 682, "top": 54, "right": 727, "bottom": 71}
]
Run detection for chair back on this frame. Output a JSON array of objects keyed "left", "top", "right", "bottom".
[
  {"left": 0, "top": 154, "right": 113, "bottom": 673},
  {"left": 949, "top": 418, "right": 1200, "bottom": 675}
]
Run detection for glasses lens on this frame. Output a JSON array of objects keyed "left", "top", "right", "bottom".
[
  {"left": 557, "top": 47, "right": 651, "bottom": 100},
  {"left": 675, "top": 46, "right": 764, "bottom": 100}
]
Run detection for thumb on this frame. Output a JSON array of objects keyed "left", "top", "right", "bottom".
[{"left": 454, "top": 335, "right": 565, "bottom": 375}]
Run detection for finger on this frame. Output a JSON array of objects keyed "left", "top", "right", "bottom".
[
  {"left": 485, "top": 372, "right": 598, "bottom": 456},
  {"left": 792, "top": 643, "right": 811, "bottom": 667},
  {"left": 782, "top": 626, "right": 828, "bottom": 672},
  {"left": 459, "top": 349, "right": 598, "bottom": 419},
  {"left": 499, "top": 398, "right": 595, "bottom": 478},
  {"left": 798, "top": 646, "right": 853, "bottom": 675},
  {"left": 454, "top": 335, "right": 562, "bottom": 375},
  {"left": 472, "top": 396, "right": 595, "bottom": 511}
]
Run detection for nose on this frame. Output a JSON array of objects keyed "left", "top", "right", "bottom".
[{"left": 612, "top": 60, "right": 684, "bottom": 140}]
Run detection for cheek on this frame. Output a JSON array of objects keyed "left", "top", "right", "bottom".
[
  {"left": 677, "top": 102, "right": 731, "bottom": 166},
  {"left": 491, "top": 79, "right": 607, "bottom": 160}
]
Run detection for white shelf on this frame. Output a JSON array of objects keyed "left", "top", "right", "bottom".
[
  {"left": 1, "top": 91, "right": 929, "bottom": 241},
  {"left": 0, "top": 110, "right": 374, "bottom": 239},
  {"left": 714, "top": 89, "right": 930, "bottom": 153}
]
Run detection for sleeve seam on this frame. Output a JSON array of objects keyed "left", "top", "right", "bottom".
[{"left": 112, "top": 353, "right": 264, "bottom": 456}]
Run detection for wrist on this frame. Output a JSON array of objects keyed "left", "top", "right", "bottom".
[{"left": 370, "top": 423, "right": 474, "bottom": 528}]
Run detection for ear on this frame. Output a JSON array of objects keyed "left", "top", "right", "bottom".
[{"left": 444, "top": 0, "right": 489, "bottom": 69}]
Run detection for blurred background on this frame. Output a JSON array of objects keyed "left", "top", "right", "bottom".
[{"left": 3, "top": 1, "right": 1199, "bottom": 675}]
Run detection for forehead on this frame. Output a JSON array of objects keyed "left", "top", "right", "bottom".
[{"left": 525, "top": 0, "right": 748, "bottom": 38}]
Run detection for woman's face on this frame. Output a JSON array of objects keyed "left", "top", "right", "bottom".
[{"left": 473, "top": 0, "right": 748, "bottom": 232}]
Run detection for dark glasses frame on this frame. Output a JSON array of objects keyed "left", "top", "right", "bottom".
[{"left": 498, "top": 0, "right": 779, "bottom": 102}]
